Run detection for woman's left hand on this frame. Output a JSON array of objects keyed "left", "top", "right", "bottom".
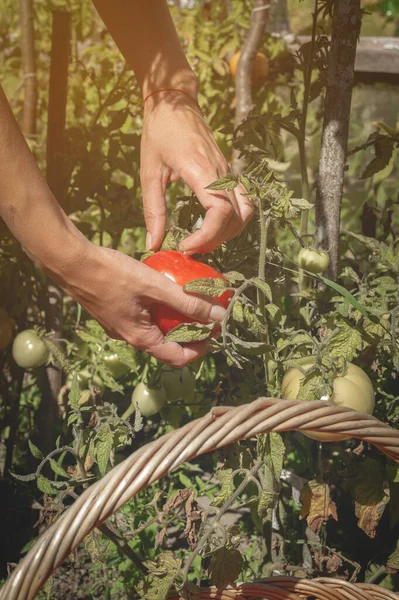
[{"left": 140, "top": 92, "right": 254, "bottom": 254}]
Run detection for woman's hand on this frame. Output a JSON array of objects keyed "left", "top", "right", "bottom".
[
  {"left": 49, "top": 237, "right": 226, "bottom": 367},
  {"left": 141, "top": 93, "right": 254, "bottom": 254}
]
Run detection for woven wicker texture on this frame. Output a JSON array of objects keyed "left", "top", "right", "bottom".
[{"left": 1, "top": 398, "right": 399, "bottom": 600}]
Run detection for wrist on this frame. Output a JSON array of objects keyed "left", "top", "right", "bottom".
[{"left": 141, "top": 68, "right": 199, "bottom": 106}]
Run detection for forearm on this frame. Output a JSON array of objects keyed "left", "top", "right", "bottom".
[
  {"left": 92, "top": 0, "right": 198, "bottom": 98},
  {"left": 0, "top": 85, "right": 84, "bottom": 274}
]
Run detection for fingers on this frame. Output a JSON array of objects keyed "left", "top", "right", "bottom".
[
  {"left": 140, "top": 170, "right": 167, "bottom": 251},
  {"left": 127, "top": 318, "right": 211, "bottom": 367},
  {"left": 150, "top": 334, "right": 210, "bottom": 367},
  {"left": 147, "top": 268, "right": 227, "bottom": 324},
  {"left": 179, "top": 165, "right": 254, "bottom": 254}
]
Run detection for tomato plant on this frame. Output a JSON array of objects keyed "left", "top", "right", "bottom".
[
  {"left": 11, "top": 330, "right": 50, "bottom": 369},
  {"left": 130, "top": 381, "right": 166, "bottom": 417},
  {"left": 281, "top": 362, "right": 375, "bottom": 441},
  {"left": 160, "top": 365, "right": 196, "bottom": 400},
  {"left": 0, "top": 307, "right": 14, "bottom": 350},
  {"left": 143, "top": 250, "right": 233, "bottom": 334},
  {"left": 297, "top": 248, "right": 330, "bottom": 274}
]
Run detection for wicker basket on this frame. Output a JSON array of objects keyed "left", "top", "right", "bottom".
[{"left": 1, "top": 398, "right": 399, "bottom": 600}]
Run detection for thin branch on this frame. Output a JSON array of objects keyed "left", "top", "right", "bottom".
[
  {"left": 180, "top": 459, "right": 263, "bottom": 589},
  {"left": 98, "top": 522, "right": 148, "bottom": 574}
]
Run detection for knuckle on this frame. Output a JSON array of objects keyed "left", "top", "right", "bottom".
[
  {"left": 143, "top": 204, "right": 166, "bottom": 221},
  {"left": 218, "top": 200, "right": 235, "bottom": 219},
  {"left": 181, "top": 294, "right": 206, "bottom": 318},
  {"left": 169, "top": 356, "right": 187, "bottom": 369}
]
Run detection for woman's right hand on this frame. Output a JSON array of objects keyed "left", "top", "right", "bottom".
[{"left": 48, "top": 238, "right": 226, "bottom": 367}]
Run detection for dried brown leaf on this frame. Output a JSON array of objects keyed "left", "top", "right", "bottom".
[{"left": 300, "top": 479, "right": 338, "bottom": 535}]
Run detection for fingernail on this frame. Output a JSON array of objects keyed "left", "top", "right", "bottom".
[
  {"left": 146, "top": 232, "right": 152, "bottom": 250},
  {"left": 209, "top": 304, "right": 227, "bottom": 322}
]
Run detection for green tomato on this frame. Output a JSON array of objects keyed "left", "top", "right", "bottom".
[
  {"left": 159, "top": 366, "right": 196, "bottom": 400},
  {"left": 281, "top": 361, "right": 375, "bottom": 442},
  {"left": 130, "top": 382, "right": 166, "bottom": 417},
  {"left": 66, "top": 370, "right": 104, "bottom": 393},
  {"left": 297, "top": 248, "right": 330, "bottom": 274},
  {"left": 102, "top": 353, "right": 130, "bottom": 379},
  {"left": 12, "top": 330, "right": 50, "bottom": 369},
  {"left": 71, "top": 333, "right": 89, "bottom": 359}
]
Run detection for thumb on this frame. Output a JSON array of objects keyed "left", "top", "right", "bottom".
[{"left": 153, "top": 277, "right": 227, "bottom": 324}]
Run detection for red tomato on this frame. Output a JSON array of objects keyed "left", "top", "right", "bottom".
[{"left": 143, "top": 250, "right": 233, "bottom": 334}]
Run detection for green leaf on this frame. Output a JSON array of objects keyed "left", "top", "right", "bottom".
[
  {"left": 265, "top": 303, "right": 280, "bottom": 319},
  {"left": 133, "top": 403, "right": 143, "bottom": 433},
  {"left": 206, "top": 174, "right": 238, "bottom": 191},
  {"left": 68, "top": 372, "right": 80, "bottom": 410},
  {"left": 96, "top": 430, "right": 114, "bottom": 476},
  {"left": 138, "top": 551, "right": 181, "bottom": 600},
  {"left": 11, "top": 472, "right": 36, "bottom": 482},
  {"left": 290, "top": 197, "right": 313, "bottom": 211},
  {"left": 163, "top": 323, "right": 214, "bottom": 344},
  {"left": 160, "top": 230, "right": 179, "bottom": 251},
  {"left": 37, "top": 475, "right": 56, "bottom": 495},
  {"left": 208, "top": 547, "right": 243, "bottom": 587},
  {"left": 257, "top": 490, "right": 277, "bottom": 522},
  {"left": 28, "top": 439, "right": 43, "bottom": 460},
  {"left": 258, "top": 432, "right": 286, "bottom": 479},
  {"left": 224, "top": 271, "right": 245, "bottom": 284},
  {"left": 232, "top": 301, "right": 245, "bottom": 324},
  {"left": 183, "top": 277, "right": 227, "bottom": 297},
  {"left": 387, "top": 546, "right": 399, "bottom": 573},
  {"left": 49, "top": 458, "right": 69, "bottom": 479},
  {"left": 316, "top": 274, "right": 371, "bottom": 320},
  {"left": 253, "top": 278, "right": 273, "bottom": 302},
  {"left": 178, "top": 473, "right": 193, "bottom": 489},
  {"left": 67, "top": 412, "right": 80, "bottom": 426},
  {"left": 361, "top": 136, "right": 394, "bottom": 179},
  {"left": 327, "top": 323, "right": 364, "bottom": 362},
  {"left": 386, "top": 462, "right": 399, "bottom": 484},
  {"left": 212, "top": 468, "right": 235, "bottom": 507}
]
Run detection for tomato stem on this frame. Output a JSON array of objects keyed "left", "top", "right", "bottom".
[{"left": 257, "top": 199, "right": 271, "bottom": 389}]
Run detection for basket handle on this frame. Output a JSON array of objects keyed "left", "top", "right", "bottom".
[{"left": 2, "top": 398, "right": 399, "bottom": 600}]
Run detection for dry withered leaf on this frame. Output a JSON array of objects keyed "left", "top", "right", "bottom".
[
  {"left": 163, "top": 488, "right": 192, "bottom": 514},
  {"left": 300, "top": 479, "right": 338, "bottom": 535},
  {"left": 183, "top": 490, "right": 202, "bottom": 550},
  {"left": 346, "top": 458, "right": 390, "bottom": 538}
]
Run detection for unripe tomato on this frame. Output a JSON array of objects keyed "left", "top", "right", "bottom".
[
  {"left": 12, "top": 330, "right": 50, "bottom": 369},
  {"left": 143, "top": 250, "right": 233, "bottom": 335},
  {"left": 66, "top": 370, "right": 105, "bottom": 392},
  {"left": 297, "top": 248, "right": 330, "bottom": 274},
  {"left": 130, "top": 382, "right": 166, "bottom": 417},
  {"left": 71, "top": 333, "right": 89, "bottom": 360},
  {"left": 281, "top": 362, "right": 375, "bottom": 442},
  {"left": 229, "top": 50, "right": 269, "bottom": 87},
  {"left": 160, "top": 366, "right": 196, "bottom": 400},
  {"left": 102, "top": 353, "right": 130, "bottom": 379},
  {"left": 0, "top": 308, "right": 15, "bottom": 350}
]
